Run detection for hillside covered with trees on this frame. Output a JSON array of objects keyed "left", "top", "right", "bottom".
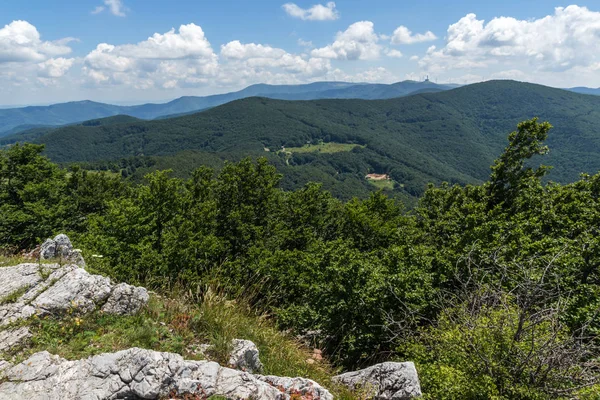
[
  {"left": 2, "top": 118, "right": 600, "bottom": 399},
  {"left": 5, "top": 80, "right": 600, "bottom": 202}
]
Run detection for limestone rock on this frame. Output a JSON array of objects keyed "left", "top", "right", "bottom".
[
  {"left": 0, "top": 348, "right": 333, "bottom": 400},
  {"left": 31, "top": 267, "right": 112, "bottom": 314},
  {"left": 258, "top": 375, "right": 334, "bottom": 400},
  {"left": 40, "top": 234, "right": 85, "bottom": 266},
  {"left": 0, "top": 327, "right": 31, "bottom": 352},
  {"left": 0, "top": 262, "right": 149, "bottom": 326},
  {"left": 228, "top": 338, "right": 263, "bottom": 373},
  {"left": 0, "top": 263, "right": 45, "bottom": 301},
  {"left": 0, "top": 359, "right": 11, "bottom": 377},
  {"left": 40, "top": 238, "right": 57, "bottom": 260},
  {"left": 101, "top": 283, "right": 149, "bottom": 316},
  {"left": 333, "top": 361, "right": 422, "bottom": 399}
]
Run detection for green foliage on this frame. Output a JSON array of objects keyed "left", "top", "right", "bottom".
[
  {"left": 2, "top": 116, "right": 600, "bottom": 398},
  {"left": 8, "top": 80, "right": 600, "bottom": 201},
  {"left": 403, "top": 290, "right": 594, "bottom": 400}
]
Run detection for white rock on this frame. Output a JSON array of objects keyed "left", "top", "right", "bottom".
[
  {"left": 0, "top": 359, "right": 12, "bottom": 378},
  {"left": 101, "top": 283, "right": 149, "bottom": 316},
  {"left": 31, "top": 267, "right": 112, "bottom": 314},
  {"left": 0, "top": 327, "right": 31, "bottom": 352},
  {"left": 40, "top": 234, "right": 85, "bottom": 266},
  {"left": 0, "top": 262, "right": 149, "bottom": 325},
  {"left": 228, "top": 339, "right": 263, "bottom": 373},
  {"left": 333, "top": 361, "right": 422, "bottom": 399},
  {"left": 258, "top": 375, "right": 334, "bottom": 400},
  {"left": 0, "top": 348, "right": 333, "bottom": 400}
]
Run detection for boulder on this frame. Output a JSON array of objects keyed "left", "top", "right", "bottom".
[
  {"left": 0, "top": 327, "right": 31, "bottom": 352},
  {"left": 0, "top": 263, "right": 46, "bottom": 301},
  {"left": 39, "top": 238, "right": 57, "bottom": 260},
  {"left": 0, "top": 263, "right": 149, "bottom": 326},
  {"left": 228, "top": 338, "right": 263, "bottom": 373},
  {"left": 40, "top": 234, "right": 85, "bottom": 266},
  {"left": 101, "top": 283, "right": 149, "bottom": 316},
  {"left": 0, "top": 348, "right": 333, "bottom": 400},
  {"left": 333, "top": 361, "right": 422, "bottom": 399},
  {"left": 31, "top": 267, "right": 112, "bottom": 314}
]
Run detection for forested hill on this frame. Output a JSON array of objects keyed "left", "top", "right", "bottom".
[
  {"left": 6, "top": 80, "right": 600, "bottom": 200},
  {"left": 0, "top": 80, "right": 451, "bottom": 136}
]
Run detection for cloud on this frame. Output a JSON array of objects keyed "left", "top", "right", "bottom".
[
  {"left": 105, "top": 0, "right": 126, "bottom": 16},
  {"left": 351, "top": 67, "right": 397, "bottom": 83},
  {"left": 219, "top": 40, "right": 333, "bottom": 86},
  {"left": 38, "top": 57, "right": 75, "bottom": 78},
  {"left": 298, "top": 38, "right": 313, "bottom": 48},
  {"left": 419, "top": 5, "right": 600, "bottom": 77},
  {"left": 0, "top": 20, "right": 72, "bottom": 63},
  {"left": 92, "top": 0, "right": 126, "bottom": 17},
  {"left": 83, "top": 23, "right": 218, "bottom": 88},
  {"left": 391, "top": 26, "right": 437, "bottom": 45},
  {"left": 282, "top": 2, "right": 339, "bottom": 21},
  {"left": 386, "top": 49, "right": 403, "bottom": 58},
  {"left": 221, "top": 41, "right": 287, "bottom": 60},
  {"left": 311, "top": 21, "right": 381, "bottom": 60}
]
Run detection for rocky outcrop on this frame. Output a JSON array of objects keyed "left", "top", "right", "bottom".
[
  {"left": 40, "top": 234, "right": 85, "bottom": 266},
  {"left": 0, "top": 348, "right": 333, "bottom": 400},
  {"left": 257, "top": 375, "right": 334, "bottom": 400},
  {"left": 333, "top": 361, "right": 422, "bottom": 399},
  {"left": 0, "top": 327, "right": 31, "bottom": 352},
  {"left": 102, "top": 282, "right": 150, "bottom": 315},
  {"left": 0, "top": 359, "right": 11, "bottom": 376},
  {"left": 228, "top": 338, "right": 264, "bottom": 373},
  {"left": 0, "top": 262, "right": 148, "bottom": 326}
]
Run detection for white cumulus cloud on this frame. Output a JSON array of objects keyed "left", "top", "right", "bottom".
[
  {"left": 0, "top": 20, "right": 72, "bottom": 63},
  {"left": 83, "top": 23, "right": 218, "bottom": 88},
  {"left": 386, "top": 49, "right": 403, "bottom": 58},
  {"left": 311, "top": 21, "right": 381, "bottom": 60},
  {"left": 282, "top": 2, "right": 339, "bottom": 21},
  {"left": 391, "top": 26, "right": 437, "bottom": 45},
  {"left": 419, "top": 5, "right": 600, "bottom": 80},
  {"left": 219, "top": 40, "right": 333, "bottom": 86},
  {"left": 38, "top": 57, "right": 75, "bottom": 78}
]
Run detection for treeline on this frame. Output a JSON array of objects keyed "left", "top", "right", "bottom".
[{"left": 1, "top": 119, "right": 600, "bottom": 399}]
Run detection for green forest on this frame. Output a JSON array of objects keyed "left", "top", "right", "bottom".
[
  {"left": 4, "top": 81, "right": 600, "bottom": 203},
  {"left": 2, "top": 118, "right": 600, "bottom": 399}
]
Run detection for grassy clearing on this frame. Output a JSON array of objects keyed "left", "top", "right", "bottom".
[
  {"left": 283, "top": 142, "right": 364, "bottom": 154},
  {"left": 367, "top": 179, "right": 396, "bottom": 190},
  {"left": 6, "top": 283, "right": 358, "bottom": 399}
]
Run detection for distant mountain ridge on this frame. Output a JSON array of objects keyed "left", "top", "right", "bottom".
[
  {"left": 568, "top": 87, "right": 600, "bottom": 96},
  {"left": 0, "top": 80, "right": 451, "bottom": 136},
  {"left": 6, "top": 80, "right": 600, "bottom": 201}
]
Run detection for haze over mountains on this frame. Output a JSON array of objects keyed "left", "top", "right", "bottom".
[{"left": 5, "top": 80, "right": 600, "bottom": 201}]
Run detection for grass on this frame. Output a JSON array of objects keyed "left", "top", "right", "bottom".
[
  {"left": 282, "top": 142, "right": 364, "bottom": 154},
  {"left": 367, "top": 179, "right": 396, "bottom": 190},
  {"left": 7, "top": 285, "right": 358, "bottom": 399}
]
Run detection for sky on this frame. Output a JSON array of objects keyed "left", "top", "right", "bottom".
[{"left": 0, "top": 0, "right": 599, "bottom": 106}]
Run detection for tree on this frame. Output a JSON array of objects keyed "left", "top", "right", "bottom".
[{"left": 488, "top": 118, "right": 552, "bottom": 208}]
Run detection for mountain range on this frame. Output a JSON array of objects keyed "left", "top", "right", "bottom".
[
  {"left": 5, "top": 80, "right": 600, "bottom": 201},
  {"left": 0, "top": 80, "right": 454, "bottom": 136}
]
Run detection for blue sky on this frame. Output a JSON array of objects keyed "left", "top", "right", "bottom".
[{"left": 0, "top": 1, "right": 599, "bottom": 105}]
